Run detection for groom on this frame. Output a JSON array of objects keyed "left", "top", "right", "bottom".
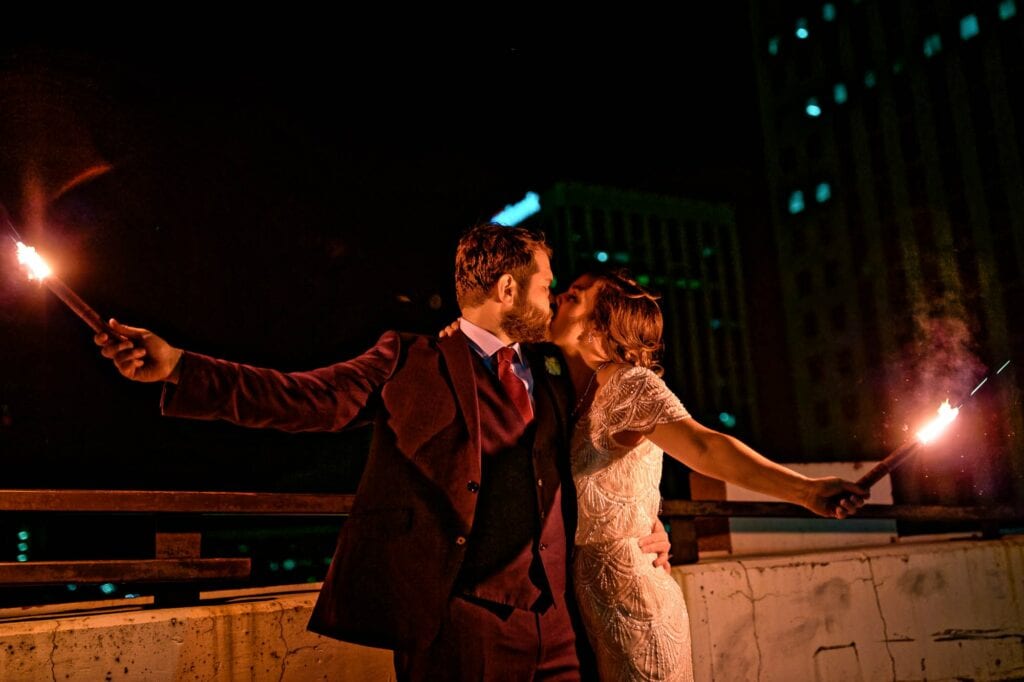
[{"left": 96, "top": 223, "right": 668, "bottom": 680}]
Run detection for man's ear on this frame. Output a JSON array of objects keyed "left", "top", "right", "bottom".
[{"left": 494, "top": 273, "right": 516, "bottom": 306}]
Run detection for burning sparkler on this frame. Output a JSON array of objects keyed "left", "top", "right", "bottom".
[
  {"left": 12, "top": 237, "right": 120, "bottom": 339},
  {"left": 851, "top": 361, "right": 1011, "bottom": 493},
  {"left": 855, "top": 400, "right": 961, "bottom": 489}
]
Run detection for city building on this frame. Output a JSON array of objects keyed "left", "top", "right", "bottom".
[{"left": 749, "top": 0, "right": 1024, "bottom": 504}]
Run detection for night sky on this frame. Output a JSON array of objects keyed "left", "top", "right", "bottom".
[{"left": 0, "top": 20, "right": 772, "bottom": 490}]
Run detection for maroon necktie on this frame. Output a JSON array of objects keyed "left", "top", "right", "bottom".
[{"left": 496, "top": 346, "right": 534, "bottom": 424}]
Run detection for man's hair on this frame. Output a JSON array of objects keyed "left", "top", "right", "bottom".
[
  {"left": 590, "top": 269, "right": 664, "bottom": 375},
  {"left": 455, "top": 223, "right": 552, "bottom": 308}
]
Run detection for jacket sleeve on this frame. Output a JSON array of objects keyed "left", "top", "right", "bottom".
[{"left": 159, "top": 331, "right": 401, "bottom": 433}]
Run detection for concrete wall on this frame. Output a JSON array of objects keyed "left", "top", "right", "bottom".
[
  {"left": 0, "top": 588, "right": 392, "bottom": 681},
  {"left": 1, "top": 536, "right": 1021, "bottom": 681},
  {"left": 677, "top": 535, "right": 1024, "bottom": 682}
]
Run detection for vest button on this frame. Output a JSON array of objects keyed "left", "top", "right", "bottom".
[
  {"left": 467, "top": 481, "right": 480, "bottom": 493},
  {"left": 537, "top": 478, "right": 544, "bottom": 487},
  {"left": 455, "top": 536, "right": 467, "bottom": 546},
  {"left": 539, "top": 543, "right": 548, "bottom": 551}
]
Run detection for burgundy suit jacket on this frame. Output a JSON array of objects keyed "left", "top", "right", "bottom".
[{"left": 162, "top": 330, "right": 575, "bottom": 650}]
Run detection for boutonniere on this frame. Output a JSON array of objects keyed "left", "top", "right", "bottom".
[{"left": 544, "top": 356, "right": 562, "bottom": 376}]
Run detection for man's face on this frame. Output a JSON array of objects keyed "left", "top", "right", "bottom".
[{"left": 500, "top": 250, "right": 554, "bottom": 343}]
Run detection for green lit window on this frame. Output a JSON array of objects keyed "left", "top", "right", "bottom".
[
  {"left": 923, "top": 34, "right": 942, "bottom": 57},
  {"left": 823, "top": 3, "right": 836, "bottom": 21},
  {"left": 1000, "top": 0, "right": 1017, "bottom": 20},
  {"left": 806, "top": 97, "right": 822, "bottom": 117},
  {"left": 864, "top": 70, "right": 877, "bottom": 88},
  {"left": 796, "top": 17, "right": 809, "bottom": 39},
  {"left": 768, "top": 35, "right": 780, "bottom": 55},
  {"left": 789, "top": 190, "right": 806, "bottom": 214},
  {"left": 960, "top": 15, "right": 979, "bottom": 40},
  {"left": 816, "top": 182, "right": 831, "bottom": 203},
  {"left": 833, "top": 83, "right": 848, "bottom": 103}
]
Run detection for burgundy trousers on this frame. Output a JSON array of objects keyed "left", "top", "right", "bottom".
[{"left": 394, "top": 594, "right": 583, "bottom": 681}]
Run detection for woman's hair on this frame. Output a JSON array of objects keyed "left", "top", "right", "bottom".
[{"left": 589, "top": 269, "right": 664, "bottom": 375}]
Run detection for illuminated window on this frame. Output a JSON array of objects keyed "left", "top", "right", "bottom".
[
  {"left": 823, "top": 3, "right": 836, "bottom": 21},
  {"left": 637, "top": 274, "right": 651, "bottom": 286},
  {"left": 1000, "top": 0, "right": 1017, "bottom": 20},
  {"left": 796, "top": 17, "right": 809, "bottom": 39},
  {"left": 16, "top": 554, "right": 27, "bottom": 562},
  {"left": 491, "top": 191, "right": 541, "bottom": 226},
  {"left": 960, "top": 14, "right": 979, "bottom": 40},
  {"left": 816, "top": 182, "right": 832, "bottom": 203},
  {"left": 923, "top": 34, "right": 942, "bottom": 57},
  {"left": 768, "top": 35, "right": 780, "bottom": 55},
  {"left": 594, "top": 251, "right": 609, "bottom": 263},
  {"left": 806, "top": 97, "right": 822, "bottom": 117},
  {"left": 789, "top": 190, "right": 806, "bottom": 214},
  {"left": 710, "top": 318, "right": 722, "bottom": 330},
  {"left": 719, "top": 412, "right": 737, "bottom": 428},
  {"left": 100, "top": 583, "right": 117, "bottom": 594},
  {"left": 17, "top": 530, "right": 29, "bottom": 541},
  {"left": 864, "top": 70, "right": 877, "bottom": 88},
  {"left": 613, "top": 251, "right": 630, "bottom": 264},
  {"left": 833, "top": 82, "right": 848, "bottom": 103}
]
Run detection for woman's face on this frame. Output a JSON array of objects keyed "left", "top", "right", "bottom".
[{"left": 550, "top": 274, "right": 601, "bottom": 352}]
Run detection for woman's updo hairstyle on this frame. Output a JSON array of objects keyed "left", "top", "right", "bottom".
[{"left": 589, "top": 269, "right": 664, "bottom": 375}]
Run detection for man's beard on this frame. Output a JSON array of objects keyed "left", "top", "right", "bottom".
[{"left": 500, "top": 294, "right": 551, "bottom": 343}]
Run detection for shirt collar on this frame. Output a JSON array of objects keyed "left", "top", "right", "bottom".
[{"left": 459, "top": 317, "right": 525, "bottom": 364}]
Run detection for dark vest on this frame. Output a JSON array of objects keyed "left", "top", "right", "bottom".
[{"left": 456, "top": 353, "right": 568, "bottom": 611}]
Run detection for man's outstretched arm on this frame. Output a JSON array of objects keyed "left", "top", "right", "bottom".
[{"left": 95, "top": 319, "right": 401, "bottom": 433}]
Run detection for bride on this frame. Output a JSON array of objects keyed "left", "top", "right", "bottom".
[{"left": 549, "top": 270, "right": 865, "bottom": 682}]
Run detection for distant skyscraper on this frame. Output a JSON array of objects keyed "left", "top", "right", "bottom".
[
  {"left": 538, "top": 182, "right": 759, "bottom": 444},
  {"left": 749, "top": 0, "right": 1024, "bottom": 504}
]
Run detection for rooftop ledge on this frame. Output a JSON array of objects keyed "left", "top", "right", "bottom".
[{"left": 0, "top": 534, "right": 1021, "bottom": 681}]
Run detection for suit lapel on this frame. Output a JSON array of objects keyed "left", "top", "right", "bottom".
[
  {"left": 524, "top": 345, "right": 570, "bottom": 438},
  {"left": 436, "top": 331, "right": 482, "bottom": 526}
]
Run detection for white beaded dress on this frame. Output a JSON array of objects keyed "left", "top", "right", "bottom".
[{"left": 572, "top": 365, "right": 694, "bottom": 682}]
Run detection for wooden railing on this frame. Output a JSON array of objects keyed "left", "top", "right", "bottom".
[
  {"left": 1, "top": 489, "right": 1020, "bottom": 605},
  {"left": 0, "top": 490, "right": 354, "bottom": 606}
]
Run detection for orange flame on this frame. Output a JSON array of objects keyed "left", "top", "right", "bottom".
[
  {"left": 15, "top": 241, "right": 52, "bottom": 280},
  {"left": 916, "top": 400, "right": 960, "bottom": 444}
]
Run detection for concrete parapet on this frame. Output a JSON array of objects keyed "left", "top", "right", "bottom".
[
  {"left": 0, "top": 586, "right": 392, "bottom": 681},
  {"left": 676, "top": 535, "right": 1024, "bottom": 682},
  {"left": 2, "top": 536, "right": 1021, "bottom": 681}
]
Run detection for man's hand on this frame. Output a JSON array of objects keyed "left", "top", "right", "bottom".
[
  {"left": 801, "top": 477, "right": 868, "bottom": 519},
  {"left": 94, "top": 319, "right": 183, "bottom": 383},
  {"left": 639, "top": 518, "right": 672, "bottom": 574}
]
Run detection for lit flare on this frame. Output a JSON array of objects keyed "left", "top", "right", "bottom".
[
  {"left": 15, "top": 241, "right": 52, "bottom": 280},
  {"left": 916, "top": 400, "right": 959, "bottom": 444}
]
